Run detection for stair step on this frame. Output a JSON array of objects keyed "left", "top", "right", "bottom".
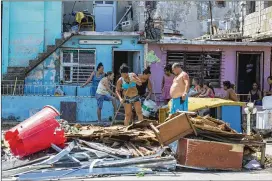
[
  {"left": 7, "top": 67, "right": 26, "bottom": 73},
  {"left": 2, "top": 75, "right": 25, "bottom": 81},
  {"left": 47, "top": 45, "right": 56, "bottom": 52},
  {"left": 29, "top": 60, "right": 40, "bottom": 67},
  {"left": 2, "top": 80, "right": 25, "bottom": 85},
  {"left": 38, "top": 53, "right": 48, "bottom": 59},
  {"left": 55, "top": 39, "right": 64, "bottom": 46}
]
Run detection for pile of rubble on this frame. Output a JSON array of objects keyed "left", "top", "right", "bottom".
[{"left": 1, "top": 106, "right": 271, "bottom": 180}]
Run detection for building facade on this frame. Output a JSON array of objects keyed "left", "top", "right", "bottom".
[
  {"left": 148, "top": 40, "right": 271, "bottom": 100},
  {"left": 1, "top": 1, "right": 145, "bottom": 122},
  {"left": 154, "top": 1, "right": 241, "bottom": 39},
  {"left": 242, "top": 1, "right": 272, "bottom": 41}
]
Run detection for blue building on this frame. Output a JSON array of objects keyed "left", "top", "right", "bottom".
[{"left": 2, "top": 1, "right": 145, "bottom": 122}]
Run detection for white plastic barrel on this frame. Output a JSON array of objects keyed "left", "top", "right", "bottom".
[{"left": 262, "top": 96, "right": 272, "bottom": 110}]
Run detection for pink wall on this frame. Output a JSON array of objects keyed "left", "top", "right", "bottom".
[{"left": 149, "top": 44, "right": 271, "bottom": 94}]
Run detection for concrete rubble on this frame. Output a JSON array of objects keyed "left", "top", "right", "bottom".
[{"left": 2, "top": 107, "right": 272, "bottom": 180}]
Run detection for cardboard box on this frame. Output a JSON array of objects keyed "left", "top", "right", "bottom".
[{"left": 177, "top": 138, "right": 244, "bottom": 170}]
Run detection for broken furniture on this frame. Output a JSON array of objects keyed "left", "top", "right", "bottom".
[
  {"left": 150, "top": 113, "right": 196, "bottom": 146},
  {"left": 188, "top": 98, "right": 245, "bottom": 133},
  {"left": 177, "top": 138, "right": 244, "bottom": 170}
]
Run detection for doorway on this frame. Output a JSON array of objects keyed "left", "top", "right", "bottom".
[
  {"left": 236, "top": 52, "right": 263, "bottom": 95},
  {"left": 113, "top": 51, "right": 141, "bottom": 84}
]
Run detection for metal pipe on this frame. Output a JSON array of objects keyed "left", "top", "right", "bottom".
[{"left": 13, "top": 77, "right": 18, "bottom": 95}]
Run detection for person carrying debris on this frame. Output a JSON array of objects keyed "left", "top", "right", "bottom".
[
  {"left": 137, "top": 66, "right": 153, "bottom": 102},
  {"left": 116, "top": 64, "right": 144, "bottom": 126},
  {"left": 82, "top": 62, "right": 105, "bottom": 96},
  {"left": 169, "top": 63, "right": 190, "bottom": 114},
  {"left": 95, "top": 71, "right": 117, "bottom": 122}
]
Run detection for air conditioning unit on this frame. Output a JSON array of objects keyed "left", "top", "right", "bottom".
[{"left": 121, "top": 20, "right": 133, "bottom": 32}]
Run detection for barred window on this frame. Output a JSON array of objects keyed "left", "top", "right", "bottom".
[
  {"left": 167, "top": 51, "right": 222, "bottom": 87},
  {"left": 61, "top": 49, "right": 95, "bottom": 84},
  {"left": 216, "top": 1, "right": 226, "bottom": 8}
]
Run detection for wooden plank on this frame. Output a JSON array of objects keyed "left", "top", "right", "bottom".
[{"left": 60, "top": 102, "right": 77, "bottom": 123}]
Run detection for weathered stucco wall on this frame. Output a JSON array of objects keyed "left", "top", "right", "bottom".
[
  {"left": 155, "top": 1, "right": 241, "bottom": 39},
  {"left": 2, "top": 96, "right": 114, "bottom": 122},
  {"left": 24, "top": 35, "right": 144, "bottom": 96},
  {"left": 2, "top": 1, "right": 62, "bottom": 74},
  {"left": 243, "top": 5, "right": 272, "bottom": 36},
  {"left": 149, "top": 44, "right": 271, "bottom": 95}
]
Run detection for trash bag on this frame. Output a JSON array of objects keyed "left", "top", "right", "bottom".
[{"left": 142, "top": 99, "right": 158, "bottom": 117}]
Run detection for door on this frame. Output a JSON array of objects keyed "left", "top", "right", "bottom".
[
  {"left": 236, "top": 52, "right": 262, "bottom": 94},
  {"left": 132, "top": 51, "right": 141, "bottom": 74},
  {"left": 93, "top": 1, "right": 115, "bottom": 32}
]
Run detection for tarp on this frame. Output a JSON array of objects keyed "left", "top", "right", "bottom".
[
  {"left": 168, "top": 98, "right": 245, "bottom": 112},
  {"left": 188, "top": 98, "right": 245, "bottom": 111}
]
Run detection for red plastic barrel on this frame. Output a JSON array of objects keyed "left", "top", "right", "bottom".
[{"left": 5, "top": 105, "right": 66, "bottom": 158}]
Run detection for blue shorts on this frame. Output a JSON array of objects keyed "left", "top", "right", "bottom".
[
  {"left": 170, "top": 96, "right": 188, "bottom": 114},
  {"left": 95, "top": 94, "right": 114, "bottom": 109}
]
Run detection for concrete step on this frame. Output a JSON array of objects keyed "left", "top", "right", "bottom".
[
  {"left": 55, "top": 39, "right": 64, "bottom": 46},
  {"left": 1, "top": 80, "right": 25, "bottom": 85},
  {"left": 47, "top": 45, "right": 56, "bottom": 52},
  {"left": 7, "top": 67, "right": 26, "bottom": 73},
  {"left": 29, "top": 59, "right": 40, "bottom": 67},
  {"left": 2, "top": 73, "right": 25, "bottom": 80},
  {"left": 38, "top": 53, "right": 48, "bottom": 59}
]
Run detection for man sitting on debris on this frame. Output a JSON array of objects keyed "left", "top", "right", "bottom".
[
  {"left": 223, "top": 81, "right": 238, "bottom": 102},
  {"left": 169, "top": 63, "right": 190, "bottom": 114},
  {"left": 96, "top": 71, "right": 117, "bottom": 122},
  {"left": 116, "top": 64, "right": 144, "bottom": 126}
]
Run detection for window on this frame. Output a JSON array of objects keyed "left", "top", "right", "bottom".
[
  {"left": 145, "top": 1, "right": 157, "bottom": 9},
  {"left": 216, "top": 1, "right": 226, "bottom": 8},
  {"left": 266, "top": 1, "right": 272, "bottom": 8},
  {"left": 105, "top": 1, "right": 113, "bottom": 4},
  {"left": 95, "top": 1, "right": 103, "bottom": 4},
  {"left": 61, "top": 49, "right": 95, "bottom": 84},
  {"left": 248, "top": 1, "right": 256, "bottom": 14},
  {"left": 167, "top": 51, "right": 222, "bottom": 87}
]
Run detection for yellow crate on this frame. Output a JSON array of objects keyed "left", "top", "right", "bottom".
[{"left": 159, "top": 107, "right": 169, "bottom": 124}]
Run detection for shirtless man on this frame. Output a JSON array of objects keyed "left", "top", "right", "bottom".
[
  {"left": 223, "top": 81, "right": 238, "bottom": 101},
  {"left": 169, "top": 63, "right": 190, "bottom": 114}
]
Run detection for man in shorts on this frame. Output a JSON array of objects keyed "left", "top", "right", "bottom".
[
  {"left": 170, "top": 63, "right": 190, "bottom": 114},
  {"left": 95, "top": 72, "right": 117, "bottom": 122}
]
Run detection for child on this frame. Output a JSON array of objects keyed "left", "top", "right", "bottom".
[{"left": 161, "top": 64, "right": 174, "bottom": 104}]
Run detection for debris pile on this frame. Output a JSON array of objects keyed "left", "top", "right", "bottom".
[{"left": 1, "top": 106, "right": 271, "bottom": 180}]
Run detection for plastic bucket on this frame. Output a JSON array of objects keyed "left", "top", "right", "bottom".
[{"left": 5, "top": 105, "right": 66, "bottom": 158}]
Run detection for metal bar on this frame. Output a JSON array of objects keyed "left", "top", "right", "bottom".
[
  {"left": 37, "top": 141, "right": 76, "bottom": 165},
  {"left": 18, "top": 167, "right": 153, "bottom": 180},
  {"left": 51, "top": 144, "right": 81, "bottom": 164},
  {"left": 13, "top": 77, "right": 18, "bottom": 95},
  {"left": 80, "top": 146, "right": 121, "bottom": 159},
  {"left": 2, "top": 164, "right": 51, "bottom": 178}
]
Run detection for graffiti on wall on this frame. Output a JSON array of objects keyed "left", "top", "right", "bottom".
[{"left": 146, "top": 50, "right": 160, "bottom": 64}]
